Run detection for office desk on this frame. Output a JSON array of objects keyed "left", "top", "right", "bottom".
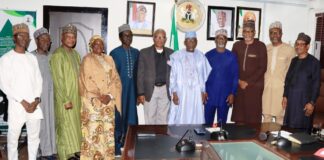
[{"left": 122, "top": 123, "right": 323, "bottom": 160}]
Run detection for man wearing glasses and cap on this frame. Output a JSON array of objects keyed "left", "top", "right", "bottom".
[
  {"left": 168, "top": 31, "right": 211, "bottom": 125},
  {"left": 49, "top": 24, "right": 81, "bottom": 160},
  {"left": 231, "top": 20, "right": 267, "bottom": 124},
  {"left": 262, "top": 21, "right": 295, "bottom": 125},
  {"left": 0, "top": 23, "right": 43, "bottom": 160},
  {"left": 110, "top": 24, "right": 139, "bottom": 156},
  {"left": 31, "top": 27, "right": 57, "bottom": 159},
  {"left": 205, "top": 29, "right": 238, "bottom": 125},
  {"left": 283, "top": 33, "right": 320, "bottom": 132}
]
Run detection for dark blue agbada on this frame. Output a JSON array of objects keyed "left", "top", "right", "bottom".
[
  {"left": 284, "top": 54, "right": 320, "bottom": 131},
  {"left": 110, "top": 46, "right": 139, "bottom": 154}
]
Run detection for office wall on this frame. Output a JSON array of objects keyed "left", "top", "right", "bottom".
[
  {"left": 1, "top": 0, "right": 323, "bottom": 123},
  {"left": 1, "top": 0, "right": 318, "bottom": 52}
]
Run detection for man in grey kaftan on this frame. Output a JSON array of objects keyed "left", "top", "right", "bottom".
[{"left": 31, "top": 28, "right": 56, "bottom": 158}]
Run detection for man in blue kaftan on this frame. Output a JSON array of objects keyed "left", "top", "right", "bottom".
[
  {"left": 110, "top": 24, "right": 139, "bottom": 155},
  {"left": 205, "top": 29, "right": 239, "bottom": 125},
  {"left": 168, "top": 32, "right": 211, "bottom": 124}
]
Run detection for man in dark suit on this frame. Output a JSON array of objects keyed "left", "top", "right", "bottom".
[{"left": 137, "top": 29, "right": 174, "bottom": 124}]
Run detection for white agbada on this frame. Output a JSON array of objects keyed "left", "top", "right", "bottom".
[
  {"left": 0, "top": 49, "right": 43, "bottom": 160},
  {"left": 168, "top": 49, "right": 211, "bottom": 124}
]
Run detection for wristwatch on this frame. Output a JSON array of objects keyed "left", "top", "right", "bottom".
[{"left": 35, "top": 97, "right": 41, "bottom": 103}]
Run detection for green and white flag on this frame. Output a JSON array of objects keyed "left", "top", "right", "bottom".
[{"left": 169, "top": 4, "right": 179, "bottom": 51}]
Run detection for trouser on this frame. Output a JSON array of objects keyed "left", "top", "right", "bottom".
[
  {"left": 263, "top": 114, "right": 284, "bottom": 125},
  {"left": 114, "top": 109, "right": 122, "bottom": 155},
  {"left": 205, "top": 103, "right": 230, "bottom": 125},
  {"left": 143, "top": 86, "right": 170, "bottom": 124},
  {"left": 7, "top": 118, "right": 41, "bottom": 160}
]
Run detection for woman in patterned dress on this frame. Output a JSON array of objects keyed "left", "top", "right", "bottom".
[{"left": 79, "top": 35, "right": 122, "bottom": 159}]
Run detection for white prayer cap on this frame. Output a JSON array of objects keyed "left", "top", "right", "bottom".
[
  {"left": 215, "top": 29, "right": 228, "bottom": 38},
  {"left": 269, "top": 21, "right": 282, "bottom": 30},
  {"left": 118, "top": 24, "right": 131, "bottom": 33},
  {"left": 185, "top": 31, "right": 197, "bottom": 39}
]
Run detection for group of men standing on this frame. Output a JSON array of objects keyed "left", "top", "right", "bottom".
[
  {"left": 0, "top": 17, "right": 320, "bottom": 160},
  {"left": 136, "top": 19, "right": 320, "bottom": 135}
]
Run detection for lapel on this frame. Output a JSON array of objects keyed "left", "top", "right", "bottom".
[
  {"left": 164, "top": 47, "right": 170, "bottom": 73},
  {"left": 149, "top": 46, "right": 156, "bottom": 77}
]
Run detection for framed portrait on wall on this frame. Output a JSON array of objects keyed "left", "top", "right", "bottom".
[
  {"left": 207, "top": 6, "right": 235, "bottom": 41},
  {"left": 236, "top": 7, "right": 261, "bottom": 40},
  {"left": 127, "top": 1, "right": 155, "bottom": 37}
]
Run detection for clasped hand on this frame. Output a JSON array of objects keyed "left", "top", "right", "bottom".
[{"left": 21, "top": 99, "right": 38, "bottom": 113}]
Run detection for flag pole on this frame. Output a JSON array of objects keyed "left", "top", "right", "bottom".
[{"left": 170, "top": 0, "right": 179, "bottom": 51}]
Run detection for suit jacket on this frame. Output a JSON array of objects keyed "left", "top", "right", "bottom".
[{"left": 137, "top": 45, "right": 173, "bottom": 101}]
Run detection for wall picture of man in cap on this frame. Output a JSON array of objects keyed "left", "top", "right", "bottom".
[
  {"left": 0, "top": 23, "right": 43, "bottom": 160},
  {"left": 49, "top": 23, "right": 81, "bottom": 159},
  {"left": 262, "top": 21, "right": 295, "bottom": 125},
  {"left": 205, "top": 29, "right": 238, "bottom": 125},
  {"left": 127, "top": 2, "right": 154, "bottom": 36},
  {"left": 283, "top": 32, "right": 320, "bottom": 132},
  {"left": 31, "top": 27, "right": 57, "bottom": 159},
  {"left": 110, "top": 24, "right": 139, "bottom": 156},
  {"left": 168, "top": 31, "right": 211, "bottom": 125},
  {"left": 129, "top": 5, "right": 152, "bottom": 30},
  {"left": 231, "top": 20, "right": 267, "bottom": 124}
]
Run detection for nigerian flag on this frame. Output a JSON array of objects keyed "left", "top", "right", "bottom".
[{"left": 169, "top": 4, "right": 179, "bottom": 51}]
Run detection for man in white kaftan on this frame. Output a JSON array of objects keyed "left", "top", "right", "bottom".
[
  {"left": 0, "top": 23, "right": 43, "bottom": 160},
  {"left": 168, "top": 32, "right": 211, "bottom": 124}
]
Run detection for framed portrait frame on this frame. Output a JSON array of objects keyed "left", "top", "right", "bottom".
[
  {"left": 207, "top": 6, "right": 235, "bottom": 41},
  {"left": 236, "top": 7, "right": 261, "bottom": 40},
  {"left": 127, "top": 1, "right": 155, "bottom": 37}
]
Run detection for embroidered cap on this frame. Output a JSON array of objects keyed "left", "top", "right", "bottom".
[
  {"left": 33, "top": 27, "right": 49, "bottom": 39},
  {"left": 296, "top": 32, "right": 311, "bottom": 45},
  {"left": 269, "top": 21, "right": 282, "bottom": 30},
  {"left": 215, "top": 29, "right": 228, "bottom": 38},
  {"left": 62, "top": 23, "right": 77, "bottom": 35},
  {"left": 12, "top": 23, "right": 29, "bottom": 35}
]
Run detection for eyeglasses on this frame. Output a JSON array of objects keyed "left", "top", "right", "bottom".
[
  {"left": 154, "top": 36, "right": 166, "bottom": 40},
  {"left": 243, "top": 30, "right": 254, "bottom": 34},
  {"left": 295, "top": 42, "right": 307, "bottom": 46}
]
